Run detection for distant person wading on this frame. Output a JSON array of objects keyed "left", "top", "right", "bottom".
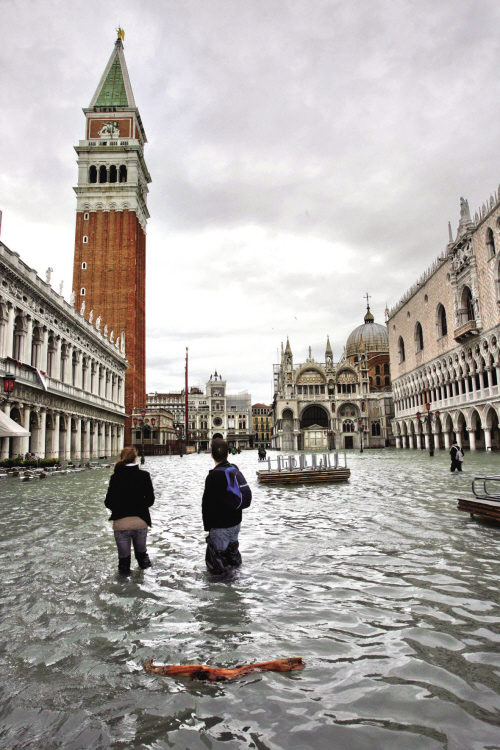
[
  {"left": 105, "top": 446, "right": 155, "bottom": 575},
  {"left": 450, "top": 442, "right": 464, "bottom": 473}
]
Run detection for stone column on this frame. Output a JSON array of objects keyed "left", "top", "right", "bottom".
[
  {"left": 469, "top": 429, "right": 476, "bottom": 451},
  {"left": 496, "top": 366, "right": 500, "bottom": 388},
  {"left": 64, "top": 344, "right": 73, "bottom": 385},
  {"left": 408, "top": 434, "right": 414, "bottom": 449},
  {"left": 484, "top": 428, "right": 492, "bottom": 451},
  {"left": 395, "top": 435, "right": 401, "bottom": 449},
  {"left": 416, "top": 432, "right": 422, "bottom": 449},
  {"left": 5, "top": 304, "right": 14, "bottom": 358},
  {"left": 118, "top": 424, "right": 124, "bottom": 452},
  {"left": 38, "top": 409, "right": 47, "bottom": 458},
  {"left": 25, "top": 316, "right": 33, "bottom": 365},
  {"left": 73, "top": 418, "right": 82, "bottom": 460},
  {"left": 64, "top": 417, "right": 72, "bottom": 461},
  {"left": 444, "top": 431, "right": 451, "bottom": 450},
  {"left": 40, "top": 327, "right": 49, "bottom": 373},
  {"left": 456, "top": 429, "right": 463, "bottom": 449},
  {"left": 52, "top": 413, "right": 60, "bottom": 459},
  {"left": 105, "top": 425, "right": 111, "bottom": 456},
  {"left": 432, "top": 427, "right": 440, "bottom": 450},
  {"left": 401, "top": 435, "right": 407, "bottom": 449},
  {"left": 424, "top": 433, "right": 430, "bottom": 450},
  {"left": 21, "top": 404, "right": 31, "bottom": 455},
  {"left": 82, "top": 421, "right": 90, "bottom": 459},
  {"left": 1, "top": 402, "right": 10, "bottom": 458},
  {"left": 53, "top": 337, "right": 62, "bottom": 381}
]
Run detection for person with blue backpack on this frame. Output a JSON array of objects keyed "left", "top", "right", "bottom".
[{"left": 202, "top": 438, "right": 252, "bottom": 574}]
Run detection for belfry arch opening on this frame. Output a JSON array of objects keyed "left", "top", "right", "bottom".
[{"left": 300, "top": 405, "right": 329, "bottom": 429}]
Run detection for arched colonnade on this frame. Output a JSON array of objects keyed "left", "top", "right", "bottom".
[
  {"left": 393, "top": 403, "right": 500, "bottom": 451},
  {"left": 1, "top": 403, "right": 124, "bottom": 460}
]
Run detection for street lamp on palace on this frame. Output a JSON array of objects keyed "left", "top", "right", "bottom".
[
  {"left": 2, "top": 373, "right": 17, "bottom": 404},
  {"left": 133, "top": 409, "right": 147, "bottom": 465},
  {"left": 416, "top": 403, "right": 440, "bottom": 457},
  {"left": 357, "top": 419, "right": 367, "bottom": 453}
]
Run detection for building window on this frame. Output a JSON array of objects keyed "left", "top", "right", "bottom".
[
  {"left": 371, "top": 421, "right": 381, "bottom": 436},
  {"left": 398, "top": 336, "right": 405, "bottom": 363},
  {"left": 81, "top": 287, "right": 86, "bottom": 295},
  {"left": 384, "top": 376, "right": 390, "bottom": 386},
  {"left": 84, "top": 212, "right": 89, "bottom": 220},
  {"left": 376, "top": 376, "right": 381, "bottom": 386},
  {"left": 83, "top": 236, "right": 88, "bottom": 243},
  {"left": 82, "top": 262, "right": 87, "bottom": 270},
  {"left": 99, "top": 165, "right": 108, "bottom": 183},
  {"left": 415, "top": 322, "right": 424, "bottom": 352},
  {"left": 89, "top": 166, "right": 97, "bottom": 183},
  {"left": 486, "top": 227, "right": 496, "bottom": 259},
  {"left": 119, "top": 165, "right": 127, "bottom": 183},
  {"left": 462, "top": 286, "right": 475, "bottom": 321},
  {"left": 109, "top": 165, "right": 118, "bottom": 183},
  {"left": 375, "top": 365, "right": 380, "bottom": 375},
  {"left": 383, "top": 363, "right": 389, "bottom": 374},
  {"left": 436, "top": 304, "right": 448, "bottom": 338}
]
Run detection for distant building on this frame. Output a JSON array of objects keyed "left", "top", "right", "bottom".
[
  {"left": 252, "top": 404, "right": 272, "bottom": 448},
  {"left": 147, "top": 372, "right": 253, "bottom": 450},
  {"left": 388, "top": 193, "right": 500, "bottom": 450},
  {"left": 271, "top": 307, "right": 394, "bottom": 450},
  {"left": 0, "top": 241, "right": 127, "bottom": 459}
]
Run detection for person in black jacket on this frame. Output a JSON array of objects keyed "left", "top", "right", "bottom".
[
  {"left": 202, "top": 438, "right": 252, "bottom": 574},
  {"left": 105, "top": 445, "right": 155, "bottom": 575},
  {"left": 449, "top": 442, "right": 464, "bottom": 472}
]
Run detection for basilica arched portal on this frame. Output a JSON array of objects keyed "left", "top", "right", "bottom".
[{"left": 300, "top": 405, "right": 330, "bottom": 450}]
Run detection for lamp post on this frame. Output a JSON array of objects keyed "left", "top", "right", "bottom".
[
  {"left": 2, "top": 373, "right": 17, "bottom": 404},
  {"left": 151, "top": 417, "right": 156, "bottom": 455},
  {"left": 416, "top": 403, "right": 440, "bottom": 457},
  {"left": 357, "top": 419, "right": 367, "bottom": 453},
  {"left": 133, "top": 410, "right": 147, "bottom": 464}
]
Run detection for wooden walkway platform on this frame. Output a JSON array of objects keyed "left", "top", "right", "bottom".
[
  {"left": 257, "top": 468, "right": 351, "bottom": 485},
  {"left": 457, "top": 497, "right": 500, "bottom": 522}
]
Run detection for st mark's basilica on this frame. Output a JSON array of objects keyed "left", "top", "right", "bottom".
[{"left": 271, "top": 305, "right": 395, "bottom": 451}]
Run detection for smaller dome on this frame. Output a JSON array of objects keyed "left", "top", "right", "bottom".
[{"left": 346, "top": 307, "right": 388, "bottom": 357}]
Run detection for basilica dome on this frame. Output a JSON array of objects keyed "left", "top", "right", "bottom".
[{"left": 345, "top": 308, "right": 389, "bottom": 358}]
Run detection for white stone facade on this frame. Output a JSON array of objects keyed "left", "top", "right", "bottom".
[
  {"left": 388, "top": 192, "right": 500, "bottom": 451},
  {"left": 0, "top": 242, "right": 127, "bottom": 459},
  {"left": 272, "top": 338, "right": 394, "bottom": 451}
]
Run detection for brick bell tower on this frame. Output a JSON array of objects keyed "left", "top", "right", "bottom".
[{"left": 72, "top": 30, "right": 151, "bottom": 443}]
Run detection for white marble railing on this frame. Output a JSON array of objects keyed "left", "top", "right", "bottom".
[
  {"left": 395, "top": 385, "right": 499, "bottom": 419},
  {"left": 0, "top": 358, "right": 125, "bottom": 414}
]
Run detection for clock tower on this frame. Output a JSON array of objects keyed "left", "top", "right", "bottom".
[{"left": 72, "top": 31, "right": 151, "bottom": 442}]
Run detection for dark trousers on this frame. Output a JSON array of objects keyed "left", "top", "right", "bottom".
[
  {"left": 114, "top": 528, "right": 148, "bottom": 559},
  {"left": 450, "top": 460, "right": 463, "bottom": 472}
]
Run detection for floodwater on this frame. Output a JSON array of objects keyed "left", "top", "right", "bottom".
[{"left": 1, "top": 449, "right": 500, "bottom": 749}]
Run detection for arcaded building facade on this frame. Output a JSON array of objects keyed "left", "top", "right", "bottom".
[
  {"left": 271, "top": 308, "right": 395, "bottom": 451},
  {"left": 0, "top": 242, "right": 127, "bottom": 459},
  {"left": 388, "top": 192, "right": 500, "bottom": 451}
]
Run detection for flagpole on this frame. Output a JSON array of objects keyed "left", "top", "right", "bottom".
[{"left": 185, "top": 347, "right": 189, "bottom": 454}]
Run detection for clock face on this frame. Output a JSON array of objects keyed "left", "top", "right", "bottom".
[{"left": 212, "top": 388, "right": 222, "bottom": 397}]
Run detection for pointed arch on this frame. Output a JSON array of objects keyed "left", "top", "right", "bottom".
[{"left": 415, "top": 322, "right": 424, "bottom": 352}]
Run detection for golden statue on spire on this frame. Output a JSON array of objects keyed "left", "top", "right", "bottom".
[{"left": 116, "top": 26, "right": 125, "bottom": 41}]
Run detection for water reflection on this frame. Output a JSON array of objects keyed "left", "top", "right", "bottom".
[{"left": 1, "top": 449, "right": 500, "bottom": 748}]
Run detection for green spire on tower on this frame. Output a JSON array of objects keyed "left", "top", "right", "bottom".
[{"left": 95, "top": 56, "right": 128, "bottom": 106}]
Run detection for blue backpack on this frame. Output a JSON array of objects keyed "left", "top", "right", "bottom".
[{"left": 216, "top": 464, "right": 252, "bottom": 511}]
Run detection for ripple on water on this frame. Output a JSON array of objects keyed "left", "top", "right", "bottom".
[{"left": 1, "top": 449, "right": 500, "bottom": 749}]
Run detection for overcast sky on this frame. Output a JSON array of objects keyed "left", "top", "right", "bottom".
[{"left": 2, "top": 0, "right": 500, "bottom": 402}]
